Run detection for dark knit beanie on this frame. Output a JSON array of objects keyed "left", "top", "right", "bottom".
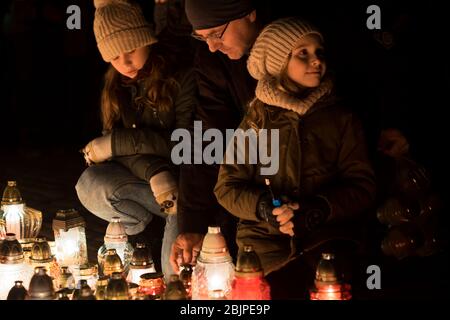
[{"left": 185, "top": 0, "right": 254, "bottom": 30}]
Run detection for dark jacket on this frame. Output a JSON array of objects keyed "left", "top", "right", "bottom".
[
  {"left": 177, "top": 44, "right": 257, "bottom": 237},
  {"left": 111, "top": 67, "right": 197, "bottom": 181},
  {"left": 214, "top": 96, "right": 376, "bottom": 274}
]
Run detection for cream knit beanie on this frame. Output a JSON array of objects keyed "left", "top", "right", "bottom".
[
  {"left": 93, "top": 0, "right": 158, "bottom": 62},
  {"left": 247, "top": 17, "right": 323, "bottom": 80}
]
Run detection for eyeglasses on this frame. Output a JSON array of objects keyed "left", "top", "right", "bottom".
[{"left": 191, "top": 21, "right": 230, "bottom": 42}]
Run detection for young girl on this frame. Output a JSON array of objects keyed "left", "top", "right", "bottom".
[
  {"left": 75, "top": 0, "right": 196, "bottom": 280},
  {"left": 214, "top": 17, "right": 376, "bottom": 297}
]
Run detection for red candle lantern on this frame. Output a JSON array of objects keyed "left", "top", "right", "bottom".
[
  {"left": 231, "top": 245, "right": 270, "bottom": 300},
  {"left": 310, "top": 253, "right": 351, "bottom": 300},
  {"left": 138, "top": 272, "right": 166, "bottom": 300}
]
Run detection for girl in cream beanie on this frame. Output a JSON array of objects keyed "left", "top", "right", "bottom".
[
  {"left": 77, "top": 0, "right": 197, "bottom": 281},
  {"left": 214, "top": 17, "right": 375, "bottom": 297}
]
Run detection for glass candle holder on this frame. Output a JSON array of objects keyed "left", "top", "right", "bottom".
[
  {"left": 0, "top": 233, "right": 34, "bottom": 300},
  {"left": 309, "top": 253, "right": 351, "bottom": 300},
  {"left": 1, "top": 181, "right": 42, "bottom": 243},
  {"left": 97, "top": 217, "right": 133, "bottom": 276},
  {"left": 231, "top": 245, "right": 270, "bottom": 300},
  {"left": 138, "top": 272, "right": 166, "bottom": 300},
  {"left": 52, "top": 209, "right": 88, "bottom": 267},
  {"left": 191, "top": 226, "right": 234, "bottom": 300},
  {"left": 126, "top": 243, "right": 155, "bottom": 284}
]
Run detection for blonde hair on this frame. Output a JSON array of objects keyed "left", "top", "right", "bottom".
[{"left": 100, "top": 44, "right": 179, "bottom": 131}]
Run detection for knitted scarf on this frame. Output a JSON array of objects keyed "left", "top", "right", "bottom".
[{"left": 255, "top": 75, "right": 334, "bottom": 115}]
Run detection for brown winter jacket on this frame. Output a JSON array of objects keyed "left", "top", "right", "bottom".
[{"left": 214, "top": 95, "right": 376, "bottom": 275}]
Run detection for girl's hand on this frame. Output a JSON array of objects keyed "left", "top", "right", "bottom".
[
  {"left": 82, "top": 134, "right": 112, "bottom": 165},
  {"left": 272, "top": 202, "right": 299, "bottom": 237}
]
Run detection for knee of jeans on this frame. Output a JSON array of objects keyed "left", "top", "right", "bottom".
[
  {"left": 75, "top": 169, "right": 93, "bottom": 205},
  {"left": 76, "top": 167, "right": 113, "bottom": 209},
  {"left": 109, "top": 183, "right": 136, "bottom": 205}
]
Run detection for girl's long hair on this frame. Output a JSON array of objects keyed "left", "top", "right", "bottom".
[{"left": 100, "top": 43, "right": 179, "bottom": 131}]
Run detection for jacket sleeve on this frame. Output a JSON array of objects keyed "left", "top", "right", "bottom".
[
  {"left": 113, "top": 154, "right": 171, "bottom": 182},
  {"left": 111, "top": 128, "right": 171, "bottom": 159},
  {"left": 316, "top": 113, "right": 376, "bottom": 224},
  {"left": 213, "top": 119, "right": 265, "bottom": 222},
  {"left": 174, "top": 68, "right": 197, "bottom": 129}
]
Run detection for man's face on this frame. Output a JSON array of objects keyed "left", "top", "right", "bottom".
[{"left": 193, "top": 10, "right": 257, "bottom": 60}]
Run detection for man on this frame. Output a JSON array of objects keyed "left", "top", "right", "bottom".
[{"left": 170, "top": 0, "right": 266, "bottom": 273}]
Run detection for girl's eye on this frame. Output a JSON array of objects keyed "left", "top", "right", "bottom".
[{"left": 297, "top": 49, "right": 308, "bottom": 56}]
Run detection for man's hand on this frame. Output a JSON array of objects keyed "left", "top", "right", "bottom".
[
  {"left": 82, "top": 134, "right": 112, "bottom": 165},
  {"left": 378, "top": 128, "right": 409, "bottom": 158},
  {"left": 170, "top": 233, "right": 204, "bottom": 273},
  {"left": 272, "top": 202, "right": 299, "bottom": 237}
]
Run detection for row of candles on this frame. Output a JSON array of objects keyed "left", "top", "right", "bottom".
[{"left": 0, "top": 181, "right": 351, "bottom": 300}]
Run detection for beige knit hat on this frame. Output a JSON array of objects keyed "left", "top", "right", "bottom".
[
  {"left": 247, "top": 17, "right": 323, "bottom": 80},
  {"left": 93, "top": 0, "right": 157, "bottom": 62}
]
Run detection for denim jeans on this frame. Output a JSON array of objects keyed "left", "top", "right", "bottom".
[{"left": 75, "top": 161, "right": 178, "bottom": 280}]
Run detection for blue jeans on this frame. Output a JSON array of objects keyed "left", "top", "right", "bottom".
[{"left": 75, "top": 161, "right": 178, "bottom": 280}]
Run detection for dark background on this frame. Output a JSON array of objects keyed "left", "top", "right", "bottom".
[{"left": 0, "top": 0, "right": 449, "bottom": 299}]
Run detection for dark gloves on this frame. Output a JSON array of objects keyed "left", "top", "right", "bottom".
[
  {"left": 293, "top": 196, "right": 331, "bottom": 235},
  {"left": 256, "top": 192, "right": 279, "bottom": 228},
  {"left": 257, "top": 193, "right": 331, "bottom": 234}
]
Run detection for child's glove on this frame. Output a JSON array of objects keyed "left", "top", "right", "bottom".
[
  {"left": 82, "top": 134, "right": 112, "bottom": 165},
  {"left": 256, "top": 192, "right": 279, "bottom": 228},
  {"left": 150, "top": 171, "right": 178, "bottom": 214}
]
